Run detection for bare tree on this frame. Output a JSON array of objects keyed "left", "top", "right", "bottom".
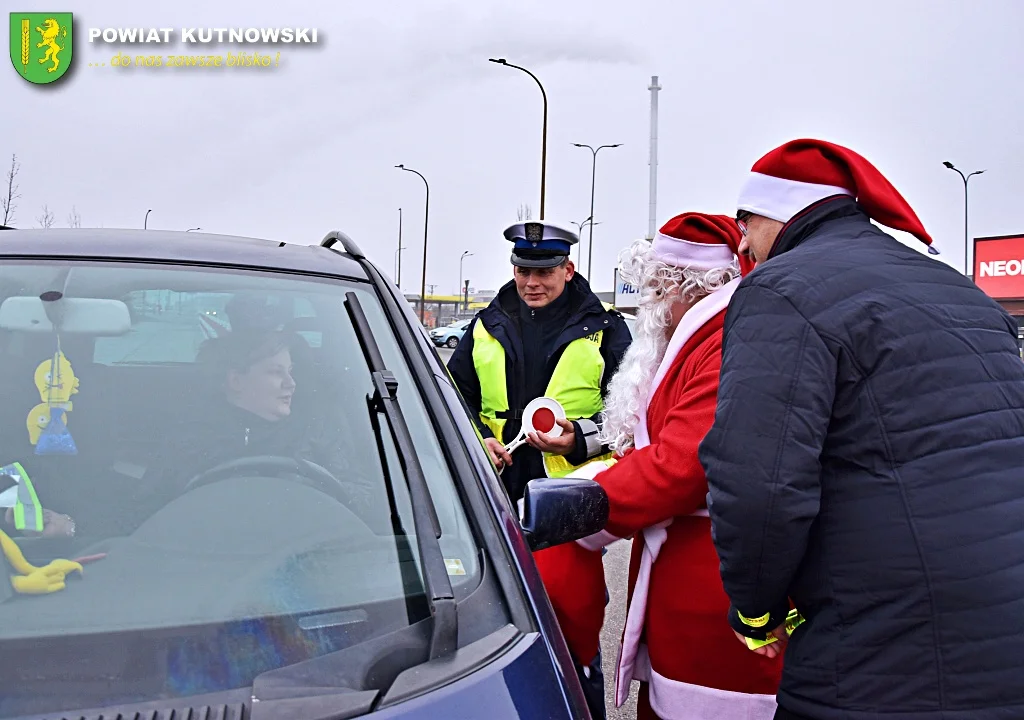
[
  {"left": 66, "top": 205, "right": 81, "bottom": 228},
  {"left": 36, "top": 204, "right": 55, "bottom": 229},
  {"left": 516, "top": 203, "right": 533, "bottom": 221},
  {"left": 1, "top": 154, "right": 20, "bottom": 227}
]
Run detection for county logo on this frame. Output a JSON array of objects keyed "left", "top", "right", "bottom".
[{"left": 9, "top": 12, "right": 73, "bottom": 84}]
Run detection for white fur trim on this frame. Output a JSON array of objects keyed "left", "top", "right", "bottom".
[
  {"left": 612, "top": 281, "right": 738, "bottom": 708},
  {"left": 648, "top": 667, "right": 778, "bottom": 720},
  {"left": 615, "top": 520, "right": 671, "bottom": 706},
  {"left": 652, "top": 232, "right": 736, "bottom": 271},
  {"left": 576, "top": 529, "right": 621, "bottom": 552},
  {"left": 623, "top": 646, "right": 776, "bottom": 718},
  {"left": 737, "top": 171, "right": 852, "bottom": 224},
  {"left": 633, "top": 277, "right": 740, "bottom": 450}
]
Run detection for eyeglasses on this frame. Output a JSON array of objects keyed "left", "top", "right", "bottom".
[{"left": 736, "top": 219, "right": 748, "bottom": 237}]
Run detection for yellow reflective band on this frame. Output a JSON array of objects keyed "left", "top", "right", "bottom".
[{"left": 737, "top": 610, "right": 771, "bottom": 628}]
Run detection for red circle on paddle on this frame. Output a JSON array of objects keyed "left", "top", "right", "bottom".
[{"left": 532, "top": 407, "right": 556, "bottom": 433}]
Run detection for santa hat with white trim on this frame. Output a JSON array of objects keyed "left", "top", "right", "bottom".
[
  {"left": 652, "top": 212, "right": 755, "bottom": 276},
  {"left": 737, "top": 138, "right": 937, "bottom": 254}
]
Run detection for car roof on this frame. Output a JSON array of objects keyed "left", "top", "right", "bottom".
[{"left": 0, "top": 228, "right": 368, "bottom": 279}]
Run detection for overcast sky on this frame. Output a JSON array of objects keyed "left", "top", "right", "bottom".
[{"left": 3, "top": 0, "right": 1022, "bottom": 295}]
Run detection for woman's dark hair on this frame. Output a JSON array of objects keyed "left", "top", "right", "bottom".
[{"left": 197, "top": 330, "right": 293, "bottom": 378}]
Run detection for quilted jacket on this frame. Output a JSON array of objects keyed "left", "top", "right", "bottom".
[{"left": 699, "top": 196, "right": 1024, "bottom": 719}]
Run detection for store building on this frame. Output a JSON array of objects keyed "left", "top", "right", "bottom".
[{"left": 973, "top": 233, "right": 1024, "bottom": 355}]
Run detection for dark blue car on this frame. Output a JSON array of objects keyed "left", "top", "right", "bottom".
[{"left": 0, "top": 228, "right": 608, "bottom": 720}]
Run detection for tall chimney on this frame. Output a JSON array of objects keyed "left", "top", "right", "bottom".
[{"left": 647, "top": 75, "right": 661, "bottom": 240}]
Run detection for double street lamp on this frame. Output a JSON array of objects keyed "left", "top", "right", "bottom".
[
  {"left": 489, "top": 58, "right": 548, "bottom": 220},
  {"left": 943, "top": 161, "right": 985, "bottom": 276},
  {"left": 573, "top": 143, "right": 622, "bottom": 279},
  {"left": 571, "top": 217, "right": 600, "bottom": 266},
  {"left": 396, "top": 165, "right": 430, "bottom": 323}
]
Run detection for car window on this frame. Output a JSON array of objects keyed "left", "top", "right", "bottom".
[
  {"left": 93, "top": 291, "right": 323, "bottom": 364},
  {"left": 0, "top": 259, "right": 502, "bottom": 712}
]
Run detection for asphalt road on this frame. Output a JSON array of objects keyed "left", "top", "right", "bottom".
[{"left": 438, "top": 346, "right": 638, "bottom": 718}]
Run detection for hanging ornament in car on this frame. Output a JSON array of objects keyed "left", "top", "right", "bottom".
[{"left": 27, "top": 336, "right": 79, "bottom": 455}]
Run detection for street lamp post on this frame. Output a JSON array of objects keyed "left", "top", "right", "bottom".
[
  {"left": 571, "top": 217, "right": 600, "bottom": 266},
  {"left": 396, "top": 165, "right": 430, "bottom": 324},
  {"left": 144, "top": 209, "right": 152, "bottom": 229},
  {"left": 573, "top": 143, "right": 622, "bottom": 279},
  {"left": 186, "top": 227, "right": 200, "bottom": 232},
  {"left": 396, "top": 207, "right": 404, "bottom": 288},
  {"left": 943, "top": 161, "right": 985, "bottom": 276},
  {"left": 489, "top": 58, "right": 548, "bottom": 220},
  {"left": 459, "top": 251, "right": 473, "bottom": 312},
  {"left": 395, "top": 246, "right": 407, "bottom": 287}
]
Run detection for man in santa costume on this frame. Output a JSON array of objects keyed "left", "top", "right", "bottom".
[{"left": 568, "top": 212, "right": 782, "bottom": 720}]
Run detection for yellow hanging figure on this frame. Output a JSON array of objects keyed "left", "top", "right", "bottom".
[{"left": 26, "top": 341, "right": 79, "bottom": 453}]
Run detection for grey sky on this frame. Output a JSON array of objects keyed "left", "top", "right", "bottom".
[{"left": 4, "top": 0, "right": 1021, "bottom": 295}]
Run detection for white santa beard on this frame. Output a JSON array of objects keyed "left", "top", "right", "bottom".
[{"left": 599, "top": 300, "right": 673, "bottom": 454}]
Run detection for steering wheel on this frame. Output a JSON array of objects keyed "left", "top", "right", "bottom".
[{"left": 181, "top": 455, "right": 355, "bottom": 509}]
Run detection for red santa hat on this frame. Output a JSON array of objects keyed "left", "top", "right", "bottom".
[
  {"left": 653, "top": 212, "right": 755, "bottom": 276},
  {"left": 737, "top": 138, "right": 936, "bottom": 252}
]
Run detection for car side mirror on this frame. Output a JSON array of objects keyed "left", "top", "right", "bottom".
[{"left": 520, "top": 477, "right": 609, "bottom": 552}]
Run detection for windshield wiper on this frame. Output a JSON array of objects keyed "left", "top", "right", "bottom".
[{"left": 343, "top": 292, "right": 457, "bottom": 661}]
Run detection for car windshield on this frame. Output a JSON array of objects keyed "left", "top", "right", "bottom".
[{"left": 0, "top": 259, "right": 493, "bottom": 716}]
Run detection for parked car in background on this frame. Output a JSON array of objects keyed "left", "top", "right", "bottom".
[
  {"left": 0, "top": 228, "right": 609, "bottom": 720},
  {"left": 430, "top": 318, "right": 472, "bottom": 348}
]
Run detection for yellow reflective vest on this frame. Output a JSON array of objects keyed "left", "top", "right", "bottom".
[{"left": 471, "top": 320, "right": 614, "bottom": 478}]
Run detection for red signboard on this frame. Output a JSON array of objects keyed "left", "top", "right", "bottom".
[{"left": 973, "top": 235, "right": 1024, "bottom": 300}]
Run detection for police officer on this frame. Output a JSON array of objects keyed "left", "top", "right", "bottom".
[
  {"left": 447, "top": 220, "right": 631, "bottom": 498},
  {"left": 447, "top": 220, "right": 631, "bottom": 719}
]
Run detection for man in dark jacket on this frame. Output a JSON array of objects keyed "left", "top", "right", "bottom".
[
  {"left": 698, "top": 138, "right": 1024, "bottom": 720},
  {"left": 447, "top": 220, "right": 631, "bottom": 720}
]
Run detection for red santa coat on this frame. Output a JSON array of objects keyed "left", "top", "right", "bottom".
[{"left": 576, "top": 278, "right": 782, "bottom": 719}]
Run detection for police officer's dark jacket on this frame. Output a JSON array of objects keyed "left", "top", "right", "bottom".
[
  {"left": 448, "top": 273, "right": 631, "bottom": 502},
  {"left": 699, "top": 196, "right": 1024, "bottom": 719}
]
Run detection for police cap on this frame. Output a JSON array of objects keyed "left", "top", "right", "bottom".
[{"left": 504, "top": 221, "right": 579, "bottom": 268}]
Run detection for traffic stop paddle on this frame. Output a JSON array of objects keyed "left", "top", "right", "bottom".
[{"left": 503, "top": 397, "right": 566, "bottom": 456}]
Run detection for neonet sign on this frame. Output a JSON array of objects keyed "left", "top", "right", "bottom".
[{"left": 974, "top": 234, "right": 1024, "bottom": 300}]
